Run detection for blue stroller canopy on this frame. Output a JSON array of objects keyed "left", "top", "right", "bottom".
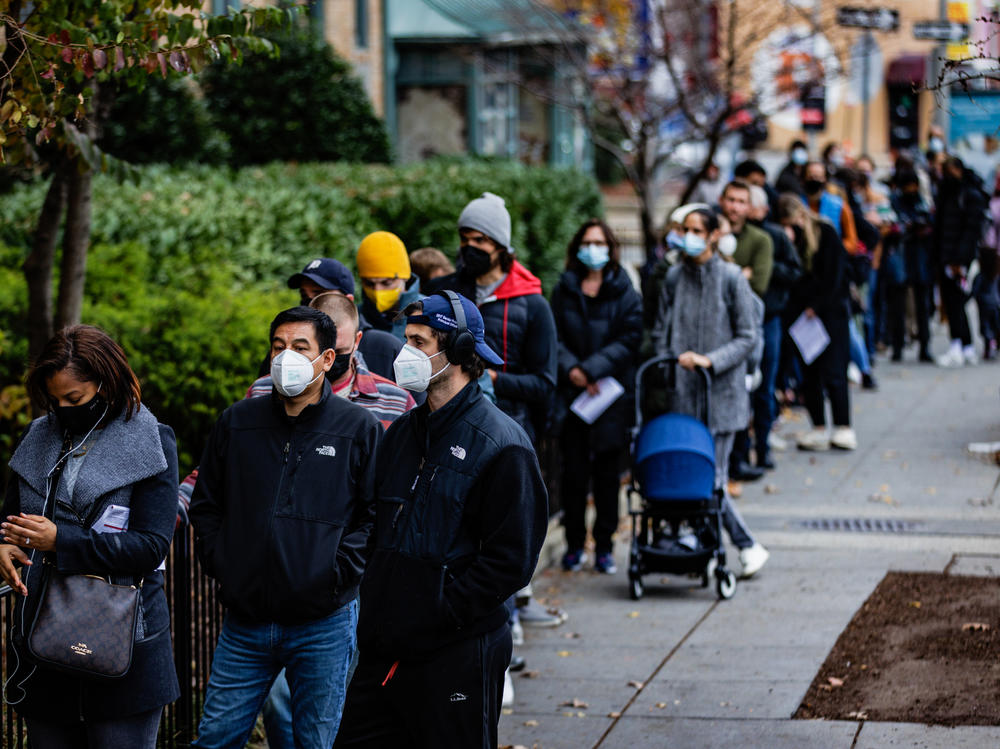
[{"left": 635, "top": 413, "right": 716, "bottom": 501}]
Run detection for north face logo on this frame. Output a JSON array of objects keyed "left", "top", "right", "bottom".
[
  {"left": 306, "top": 259, "right": 322, "bottom": 270},
  {"left": 315, "top": 445, "right": 337, "bottom": 457},
  {"left": 450, "top": 445, "right": 466, "bottom": 460}
]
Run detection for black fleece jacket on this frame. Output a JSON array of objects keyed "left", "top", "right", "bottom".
[
  {"left": 357, "top": 382, "right": 547, "bottom": 661},
  {"left": 190, "top": 386, "right": 381, "bottom": 625}
]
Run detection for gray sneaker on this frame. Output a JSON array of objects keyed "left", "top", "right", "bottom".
[{"left": 517, "top": 597, "right": 567, "bottom": 628}]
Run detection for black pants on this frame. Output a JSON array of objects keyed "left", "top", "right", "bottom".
[
  {"left": 802, "top": 310, "right": 851, "bottom": 428},
  {"left": 940, "top": 272, "right": 972, "bottom": 346},
  {"left": 334, "top": 624, "right": 512, "bottom": 749},
  {"left": 887, "top": 283, "right": 930, "bottom": 356},
  {"left": 25, "top": 708, "right": 162, "bottom": 749},
  {"left": 560, "top": 423, "right": 621, "bottom": 555}
]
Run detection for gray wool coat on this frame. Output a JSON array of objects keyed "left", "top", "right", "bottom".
[{"left": 652, "top": 254, "right": 757, "bottom": 434}]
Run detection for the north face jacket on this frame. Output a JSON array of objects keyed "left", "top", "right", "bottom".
[
  {"left": 190, "top": 385, "right": 382, "bottom": 624},
  {"left": 357, "top": 382, "right": 547, "bottom": 660}
]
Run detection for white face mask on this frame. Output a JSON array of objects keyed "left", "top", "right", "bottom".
[
  {"left": 271, "top": 349, "right": 327, "bottom": 397},
  {"left": 393, "top": 344, "right": 450, "bottom": 393},
  {"left": 717, "top": 233, "right": 738, "bottom": 257}
]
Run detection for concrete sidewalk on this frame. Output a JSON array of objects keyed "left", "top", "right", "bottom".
[{"left": 500, "top": 342, "right": 1000, "bottom": 748}]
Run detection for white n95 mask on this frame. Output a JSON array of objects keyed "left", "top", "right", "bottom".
[
  {"left": 271, "top": 349, "right": 326, "bottom": 397},
  {"left": 717, "top": 233, "right": 738, "bottom": 257},
  {"left": 393, "top": 344, "right": 449, "bottom": 393}
]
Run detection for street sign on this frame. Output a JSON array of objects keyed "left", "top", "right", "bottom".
[
  {"left": 837, "top": 6, "right": 900, "bottom": 32},
  {"left": 913, "top": 20, "right": 969, "bottom": 41}
]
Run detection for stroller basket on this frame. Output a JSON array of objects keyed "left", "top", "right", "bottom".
[{"left": 635, "top": 413, "right": 715, "bottom": 502}]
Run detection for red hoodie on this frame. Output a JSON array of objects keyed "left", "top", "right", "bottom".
[{"left": 482, "top": 260, "right": 543, "bottom": 372}]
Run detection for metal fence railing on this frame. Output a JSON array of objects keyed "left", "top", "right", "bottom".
[{"left": 1, "top": 522, "right": 223, "bottom": 748}]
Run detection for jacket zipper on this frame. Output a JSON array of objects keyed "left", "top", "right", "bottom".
[{"left": 264, "top": 439, "right": 292, "bottom": 614}]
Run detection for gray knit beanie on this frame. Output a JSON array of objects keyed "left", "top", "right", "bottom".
[{"left": 458, "top": 192, "right": 513, "bottom": 252}]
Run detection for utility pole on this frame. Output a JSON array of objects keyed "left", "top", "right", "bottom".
[{"left": 861, "top": 29, "right": 872, "bottom": 155}]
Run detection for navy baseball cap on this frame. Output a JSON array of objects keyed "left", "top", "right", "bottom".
[
  {"left": 287, "top": 258, "right": 356, "bottom": 296},
  {"left": 406, "top": 293, "right": 504, "bottom": 366}
]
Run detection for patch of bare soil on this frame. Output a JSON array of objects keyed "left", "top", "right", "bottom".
[{"left": 794, "top": 572, "right": 1000, "bottom": 726}]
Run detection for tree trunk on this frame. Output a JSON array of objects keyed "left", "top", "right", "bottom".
[
  {"left": 55, "top": 163, "right": 94, "bottom": 331},
  {"left": 24, "top": 166, "right": 68, "bottom": 364}
]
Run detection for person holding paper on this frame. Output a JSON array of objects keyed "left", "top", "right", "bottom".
[
  {"left": 1, "top": 325, "right": 179, "bottom": 748},
  {"left": 550, "top": 219, "right": 642, "bottom": 575},
  {"left": 651, "top": 207, "right": 770, "bottom": 579},
  {"left": 776, "top": 194, "right": 856, "bottom": 451}
]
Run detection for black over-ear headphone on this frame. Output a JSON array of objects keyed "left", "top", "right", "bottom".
[{"left": 438, "top": 290, "right": 477, "bottom": 366}]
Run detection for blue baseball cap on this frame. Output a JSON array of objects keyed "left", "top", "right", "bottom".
[
  {"left": 287, "top": 258, "right": 356, "bottom": 297},
  {"left": 407, "top": 293, "right": 504, "bottom": 366}
]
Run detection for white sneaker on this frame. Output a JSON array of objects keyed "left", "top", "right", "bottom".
[
  {"left": 739, "top": 543, "right": 770, "bottom": 578},
  {"left": 768, "top": 433, "right": 788, "bottom": 452},
  {"left": 847, "top": 362, "right": 862, "bottom": 385},
  {"left": 797, "top": 428, "right": 830, "bottom": 451},
  {"left": 937, "top": 348, "right": 965, "bottom": 368},
  {"left": 830, "top": 426, "right": 858, "bottom": 450},
  {"left": 963, "top": 346, "right": 979, "bottom": 365},
  {"left": 502, "top": 668, "right": 514, "bottom": 707}
]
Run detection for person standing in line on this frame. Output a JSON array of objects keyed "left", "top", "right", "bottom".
[
  {"left": 190, "top": 307, "right": 381, "bottom": 749},
  {"left": 356, "top": 231, "right": 423, "bottom": 342},
  {"left": 335, "top": 292, "right": 547, "bottom": 749},
  {"left": 776, "top": 195, "right": 856, "bottom": 451},
  {"left": 651, "top": 207, "right": 770, "bottom": 579},
  {"left": 933, "top": 156, "right": 990, "bottom": 367},
  {"left": 1, "top": 325, "right": 179, "bottom": 748},
  {"left": 550, "top": 219, "right": 642, "bottom": 575},
  {"left": 426, "top": 192, "right": 561, "bottom": 632}
]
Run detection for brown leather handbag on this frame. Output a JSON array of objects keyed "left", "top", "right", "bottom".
[{"left": 26, "top": 562, "right": 141, "bottom": 678}]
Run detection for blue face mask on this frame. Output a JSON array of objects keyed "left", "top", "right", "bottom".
[
  {"left": 577, "top": 243, "right": 610, "bottom": 270},
  {"left": 683, "top": 232, "right": 707, "bottom": 257},
  {"left": 666, "top": 231, "right": 685, "bottom": 252}
]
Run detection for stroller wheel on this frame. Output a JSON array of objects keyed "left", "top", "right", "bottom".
[
  {"left": 716, "top": 569, "right": 737, "bottom": 600},
  {"left": 629, "top": 576, "right": 644, "bottom": 601}
]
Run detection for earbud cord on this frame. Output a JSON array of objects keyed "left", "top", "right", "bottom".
[{"left": 3, "top": 399, "right": 109, "bottom": 705}]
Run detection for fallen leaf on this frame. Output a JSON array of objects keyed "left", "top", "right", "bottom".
[
  {"left": 962, "top": 622, "right": 991, "bottom": 632},
  {"left": 926, "top": 486, "right": 937, "bottom": 495},
  {"left": 880, "top": 483, "right": 890, "bottom": 492},
  {"left": 827, "top": 676, "right": 844, "bottom": 687},
  {"left": 805, "top": 477, "right": 814, "bottom": 486},
  {"left": 557, "top": 650, "right": 572, "bottom": 657},
  {"left": 501, "top": 708, "right": 514, "bottom": 716},
  {"left": 627, "top": 680, "right": 644, "bottom": 689},
  {"left": 522, "top": 719, "right": 538, "bottom": 727},
  {"left": 577, "top": 711, "right": 586, "bottom": 717},
  {"left": 674, "top": 699, "right": 680, "bottom": 705},
  {"left": 627, "top": 611, "right": 640, "bottom": 619},
  {"left": 764, "top": 483, "right": 779, "bottom": 494},
  {"left": 847, "top": 710, "right": 869, "bottom": 720},
  {"left": 909, "top": 600, "right": 921, "bottom": 608},
  {"left": 719, "top": 701, "right": 730, "bottom": 707},
  {"left": 562, "top": 711, "right": 575, "bottom": 717},
  {"left": 560, "top": 698, "right": 589, "bottom": 708},
  {"left": 859, "top": 664, "right": 868, "bottom": 670},
  {"left": 608, "top": 711, "right": 621, "bottom": 718},
  {"left": 655, "top": 701, "right": 667, "bottom": 708},
  {"left": 819, "top": 684, "right": 832, "bottom": 692},
  {"left": 521, "top": 670, "right": 540, "bottom": 679},
  {"left": 562, "top": 631, "right": 581, "bottom": 639}
]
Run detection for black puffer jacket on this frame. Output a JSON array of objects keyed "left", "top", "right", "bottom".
[
  {"left": 751, "top": 219, "right": 803, "bottom": 319},
  {"left": 934, "top": 169, "right": 989, "bottom": 267},
  {"left": 550, "top": 266, "right": 643, "bottom": 450},
  {"left": 786, "top": 219, "right": 850, "bottom": 321},
  {"left": 357, "top": 382, "right": 547, "bottom": 660},
  {"left": 190, "top": 386, "right": 381, "bottom": 625},
  {"left": 428, "top": 261, "right": 557, "bottom": 441}
]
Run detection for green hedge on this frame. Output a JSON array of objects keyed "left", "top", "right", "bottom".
[{"left": 0, "top": 159, "right": 601, "bottom": 473}]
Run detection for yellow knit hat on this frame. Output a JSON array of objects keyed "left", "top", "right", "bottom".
[{"left": 356, "top": 231, "right": 410, "bottom": 279}]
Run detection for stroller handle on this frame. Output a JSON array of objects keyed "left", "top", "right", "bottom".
[{"left": 633, "top": 353, "right": 712, "bottom": 433}]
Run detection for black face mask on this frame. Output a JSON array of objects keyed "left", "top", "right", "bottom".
[
  {"left": 803, "top": 179, "right": 825, "bottom": 195},
  {"left": 54, "top": 393, "right": 107, "bottom": 435},
  {"left": 901, "top": 192, "right": 921, "bottom": 205},
  {"left": 327, "top": 352, "right": 353, "bottom": 382},
  {"left": 459, "top": 245, "right": 493, "bottom": 279}
]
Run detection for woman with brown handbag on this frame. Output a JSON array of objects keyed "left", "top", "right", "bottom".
[{"left": 0, "top": 325, "right": 179, "bottom": 748}]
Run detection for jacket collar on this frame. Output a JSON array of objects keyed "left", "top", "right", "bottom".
[
  {"left": 9, "top": 405, "right": 165, "bottom": 505},
  {"left": 413, "top": 381, "right": 482, "bottom": 452},
  {"left": 270, "top": 380, "right": 331, "bottom": 424}
]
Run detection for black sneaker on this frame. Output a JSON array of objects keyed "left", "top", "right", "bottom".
[
  {"left": 862, "top": 372, "right": 878, "bottom": 390},
  {"left": 595, "top": 553, "right": 617, "bottom": 575}
]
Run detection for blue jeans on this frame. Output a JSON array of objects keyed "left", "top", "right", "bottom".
[
  {"left": 848, "top": 317, "right": 871, "bottom": 375},
  {"left": 752, "top": 316, "right": 782, "bottom": 460},
  {"left": 194, "top": 599, "right": 358, "bottom": 749}
]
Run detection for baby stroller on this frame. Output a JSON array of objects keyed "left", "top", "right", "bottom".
[{"left": 627, "top": 354, "right": 737, "bottom": 600}]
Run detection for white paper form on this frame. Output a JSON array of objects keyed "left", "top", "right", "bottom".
[
  {"left": 570, "top": 377, "right": 625, "bottom": 425},
  {"left": 789, "top": 312, "right": 830, "bottom": 365}
]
